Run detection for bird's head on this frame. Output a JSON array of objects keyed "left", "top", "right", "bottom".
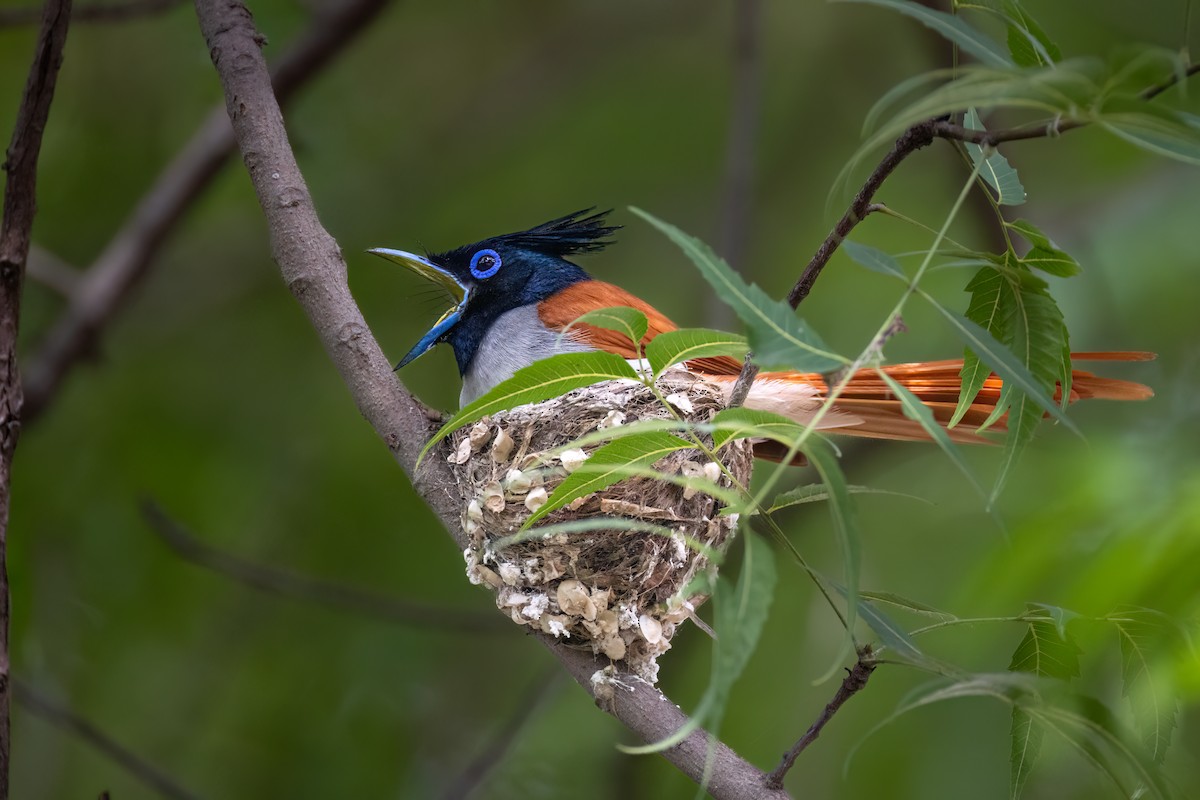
[{"left": 369, "top": 209, "right": 619, "bottom": 374}]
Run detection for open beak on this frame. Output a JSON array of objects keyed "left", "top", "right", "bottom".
[{"left": 367, "top": 248, "right": 470, "bottom": 369}]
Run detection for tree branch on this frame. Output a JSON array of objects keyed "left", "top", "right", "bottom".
[
  {"left": 142, "top": 500, "right": 505, "bottom": 634},
  {"left": 190, "top": 1, "right": 789, "bottom": 796},
  {"left": 0, "top": 0, "right": 72, "bottom": 794},
  {"left": 22, "top": 0, "right": 394, "bottom": 423},
  {"left": 765, "top": 645, "right": 877, "bottom": 789},
  {"left": 13, "top": 678, "right": 200, "bottom": 800},
  {"left": 0, "top": 0, "right": 181, "bottom": 27},
  {"left": 787, "top": 64, "right": 1200, "bottom": 308}
]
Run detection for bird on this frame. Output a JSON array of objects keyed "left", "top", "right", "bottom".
[{"left": 368, "top": 209, "right": 1152, "bottom": 448}]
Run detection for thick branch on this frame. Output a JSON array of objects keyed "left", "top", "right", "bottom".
[
  {"left": 142, "top": 501, "right": 504, "bottom": 634},
  {"left": 22, "top": 0, "right": 393, "bottom": 422},
  {"left": 765, "top": 646, "right": 877, "bottom": 789},
  {"left": 190, "top": 1, "right": 788, "bottom": 796},
  {"left": 13, "top": 678, "right": 200, "bottom": 800},
  {"left": 0, "top": 0, "right": 72, "bottom": 794}
]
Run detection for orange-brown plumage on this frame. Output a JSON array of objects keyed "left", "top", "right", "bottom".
[{"left": 537, "top": 280, "right": 1154, "bottom": 450}]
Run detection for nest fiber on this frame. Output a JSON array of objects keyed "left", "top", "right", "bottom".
[{"left": 450, "top": 372, "right": 752, "bottom": 683}]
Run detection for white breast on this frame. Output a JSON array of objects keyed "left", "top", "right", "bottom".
[{"left": 460, "top": 305, "right": 594, "bottom": 406}]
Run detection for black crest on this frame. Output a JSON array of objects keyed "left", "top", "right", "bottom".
[{"left": 486, "top": 208, "right": 620, "bottom": 256}]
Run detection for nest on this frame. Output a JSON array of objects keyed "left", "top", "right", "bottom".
[{"left": 447, "top": 371, "right": 753, "bottom": 683}]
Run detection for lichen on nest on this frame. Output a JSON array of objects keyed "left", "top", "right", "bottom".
[{"left": 445, "top": 370, "right": 753, "bottom": 683}]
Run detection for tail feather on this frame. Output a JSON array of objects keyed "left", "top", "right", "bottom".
[{"left": 702, "top": 351, "right": 1153, "bottom": 449}]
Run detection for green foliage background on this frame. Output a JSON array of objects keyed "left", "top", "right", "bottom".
[{"left": 1, "top": 0, "right": 1197, "bottom": 797}]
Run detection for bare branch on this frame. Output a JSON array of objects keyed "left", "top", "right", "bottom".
[
  {"left": 0, "top": 0, "right": 72, "bottom": 793},
  {"left": 0, "top": 0, "right": 181, "bottom": 27},
  {"left": 765, "top": 645, "right": 877, "bottom": 789},
  {"left": 13, "top": 678, "right": 201, "bottom": 800},
  {"left": 142, "top": 500, "right": 505, "bottom": 634},
  {"left": 25, "top": 245, "right": 80, "bottom": 296},
  {"left": 441, "top": 668, "right": 564, "bottom": 800},
  {"left": 190, "top": 1, "right": 789, "bottom": 796},
  {"left": 22, "top": 0, "right": 394, "bottom": 422}
]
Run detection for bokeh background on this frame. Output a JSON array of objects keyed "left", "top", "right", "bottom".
[{"left": 1, "top": 0, "right": 1198, "bottom": 797}]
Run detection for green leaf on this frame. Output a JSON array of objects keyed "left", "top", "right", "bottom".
[
  {"left": 765, "top": 484, "right": 932, "bottom": 513},
  {"left": 562, "top": 306, "right": 649, "bottom": 353},
  {"left": 522, "top": 431, "right": 696, "bottom": 528},
  {"left": 1007, "top": 606, "right": 1081, "bottom": 800},
  {"left": 805, "top": 436, "right": 861, "bottom": 679},
  {"left": 925, "top": 290, "right": 1077, "bottom": 435},
  {"left": 622, "top": 532, "right": 776, "bottom": 754},
  {"left": 631, "top": 208, "right": 846, "bottom": 372},
  {"left": 1007, "top": 219, "right": 1082, "bottom": 277},
  {"left": 842, "top": 240, "right": 907, "bottom": 279},
  {"left": 1109, "top": 611, "right": 1180, "bottom": 763},
  {"left": 963, "top": 107, "right": 1027, "bottom": 206},
  {"left": 1001, "top": 0, "right": 1061, "bottom": 68},
  {"left": 420, "top": 352, "right": 640, "bottom": 463},
  {"left": 709, "top": 407, "right": 808, "bottom": 451},
  {"left": 493, "top": 517, "right": 709, "bottom": 556},
  {"left": 645, "top": 328, "right": 748, "bottom": 378},
  {"left": 877, "top": 370, "right": 986, "bottom": 497},
  {"left": 1096, "top": 101, "right": 1200, "bottom": 166},
  {"left": 836, "top": 0, "right": 1014, "bottom": 68}
]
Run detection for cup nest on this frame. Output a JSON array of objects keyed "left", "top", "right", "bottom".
[{"left": 446, "top": 371, "right": 752, "bottom": 683}]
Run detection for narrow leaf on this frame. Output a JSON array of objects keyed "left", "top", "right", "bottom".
[
  {"left": 420, "top": 352, "right": 640, "bottom": 462},
  {"left": 1110, "top": 612, "right": 1180, "bottom": 763},
  {"left": 645, "top": 328, "right": 748, "bottom": 378},
  {"left": 877, "top": 370, "right": 986, "bottom": 496},
  {"left": 623, "top": 532, "right": 776, "bottom": 754},
  {"left": 766, "top": 484, "right": 932, "bottom": 513},
  {"left": 836, "top": 0, "right": 1014, "bottom": 68},
  {"left": 710, "top": 407, "right": 808, "bottom": 451},
  {"left": 522, "top": 431, "right": 696, "bottom": 527},
  {"left": 842, "top": 240, "right": 907, "bottom": 279},
  {"left": 964, "top": 107, "right": 1027, "bottom": 206},
  {"left": 859, "top": 591, "right": 956, "bottom": 622},
  {"left": 632, "top": 207, "right": 847, "bottom": 372},
  {"left": 563, "top": 306, "right": 649, "bottom": 352}
]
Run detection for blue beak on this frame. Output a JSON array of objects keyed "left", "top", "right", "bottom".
[{"left": 367, "top": 248, "right": 470, "bottom": 369}]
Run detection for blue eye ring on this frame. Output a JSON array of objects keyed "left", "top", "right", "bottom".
[{"left": 469, "top": 248, "right": 502, "bottom": 279}]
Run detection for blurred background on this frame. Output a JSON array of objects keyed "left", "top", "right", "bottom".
[{"left": 1, "top": 0, "right": 1197, "bottom": 797}]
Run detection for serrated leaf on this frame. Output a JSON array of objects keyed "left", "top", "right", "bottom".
[
  {"left": 842, "top": 240, "right": 907, "bottom": 279},
  {"left": 645, "top": 328, "right": 748, "bottom": 378},
  {"left": 522, "top": 431, "right": 696, "bottom": 528},
  {"left": 964, "top": 108, "right": 1027, "bottom": 206},
  {"left": 632, "top": 208, "right": 846, "bottom": 372},
  {"left": 622, "top": 532, "right": 776, "bottom": 754},
  {"left": 1025, "top": 602, "right": 1081, "bottom": 641},
  {"left": 709, "top": 407, "right": 808, "bottom": 451},
  {"left": 877, "top": 370, "right": 985, "bottom": 496},
  {"left": 563, "top": 306, "right": 649, "bottom": 353},
  {"left": 420, "top": 352, "right": 640, "bottom": 463},
  {"left": 766, "top": 484, "right": 932, "bottom": 513},
  {"left": 836, "top": 0, "right": 1014, "bottom": 68},
  {"left": 1007, "top": 609, "right": 1081, "bottom": 799},
  {"left": 1110, "top": 612, "right": 1180, "bottom": 763},
  {"left": 1007, "top": 219, "right": 1082, "bottom": 277},
  {"left": 1001, "top": 0, "right": 1061, "bottom": 68},
  {"left": 926, "top": 290, "right": 1076, "bottom": 435}
]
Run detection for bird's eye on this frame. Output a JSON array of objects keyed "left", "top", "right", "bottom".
[{"left": 469, "top": 248, "right": 502, "bottom": 279}]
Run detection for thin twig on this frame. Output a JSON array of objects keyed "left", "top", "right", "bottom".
[
  {"left": 190, "top": 2, "right": 790, "bottom": 796},
  {"left": 765, "top": 645, "right": 877, "bottom": 789},
  {"left": 727, "top": 354, "right": 759, "bottom": 409},
  {"left": 440, "top": 668, "right": 564, "bottom": 800},
  {"left": 25, "top": 245, "right": 80, "bottom": 296},
  {"left": 142, "top": 500, "right": 505, "bottom": 634},
  {"left": 13, "top": 677, "right": 201, "bottom": 800},
  {"left": 710, "top": 0, "right": 763, "bottom": 328},
  {"left": 0, "top": 0, "right": 181, "bottom": 27},
  {"left": 0, "top": 0, "right": 72, "bottom": 794},
  {"left": 787, "top": 64, "right": 1200, "bottom": 308},
  {"left": 22, "top": 0, "right": 395, "bottom": 423}
]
